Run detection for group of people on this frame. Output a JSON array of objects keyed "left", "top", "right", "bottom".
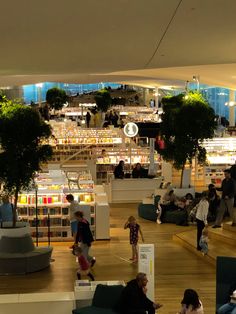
[
  {"left": 118, "top": 272, "right": 204, "bottom": 314},
  {"left": 66, "top": 194, "right": 96, "bottom": 281},
  {"left": 155, "top": 168, "right": 236, "bottom": 255},
  {"left": 66, "top": 167, "right": 236, "bottom": 312},
  {"left": 114, "top": 161, "right": 147, "bottom": 179},
  {"left": 103, "top": 110, "right": 120, "bottom": 127}
]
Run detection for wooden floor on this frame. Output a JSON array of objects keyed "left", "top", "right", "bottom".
[{"left": 0, "top": 204, "right": 216, "bottom": 314}]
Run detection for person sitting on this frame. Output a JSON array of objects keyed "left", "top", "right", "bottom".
[
  {"left": 132, "top": 163, "right": 145, "bottom": 178},
  {"left": 114, "top": 160, "right": 125, "bottom": 179},
  {"left": 117, "top": 272, "right": 163, "bottom": 314},
  {"left": 161, "top": 189, "right": 178, "bottom": 211},
  {"left": 178, "top": 288, "right": 204, "bottom": 314},
  {"left": 174, "top": 197, "right": 189, "bottom": 226},
  {"left": 217, "top": 290, "right": 236, "bottom": 314},
  {"left": 157, "top": 189, "right": 178, "bottom": 224}
]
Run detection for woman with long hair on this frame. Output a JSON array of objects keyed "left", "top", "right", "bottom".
[{"left": 178, "top": 289, "right": 204, "bottom": 313}]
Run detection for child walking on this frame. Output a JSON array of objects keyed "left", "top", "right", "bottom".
[
  {"left": 124, "top": 216, "right": 144, "bottom": 263},
  {"left": 199, "top": 227, "right": 209, "bottom": 255},
  {"left": 74, "top": 246, "right": 95, "bottom": 281}
]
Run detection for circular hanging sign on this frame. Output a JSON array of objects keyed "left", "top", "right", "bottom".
[{"left": 124, "top": 122, "right": 139, "bottom": 137}]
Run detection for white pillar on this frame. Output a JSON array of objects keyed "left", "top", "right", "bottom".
[
  {"left": 229, "top": 90, "right": 235, "bottom": 127},
  {"left": 143, "top": 88, "right": 149, "bottom": 107},
  {"left": 154, "top": 87, "right": 159, "bottom": 107}
]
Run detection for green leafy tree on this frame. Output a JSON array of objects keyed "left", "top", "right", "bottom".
[
  {"left": 158, "top": 92, "right": 217, "bottom": 187},
  {"left": 0, "top": 99, "right": 53, "bottom": 227},
  {"left": 46, "top": 87, "right": 68, "bottom": 111},
  {"left": 94, "top": 89, "right": 112, "bottom": 112}
]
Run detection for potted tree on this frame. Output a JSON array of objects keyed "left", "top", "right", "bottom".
[
  {"left": 94, "top": 88, "right": 112, "bottom": 113},
  {"left": 46, "top": 87, "right": 68, "bottom": 113},
  {"left": 94, "top": 88, "right": 112, "bottom": 126},
  {"left": 158, "top": 92, "right": 217, "bottom": 189},
  {"left": 0, "top": 98, "right": 53, "bottom": 228}
]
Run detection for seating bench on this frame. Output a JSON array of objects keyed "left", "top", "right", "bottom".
[{"left": 0, "top": 234, "right": 52, "bottom": 274}]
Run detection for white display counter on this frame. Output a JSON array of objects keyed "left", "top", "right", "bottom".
[
  {"left": 108, "top": 178, "right": 162, "bottom": 203},
  {"left": 0, "top": 292, "right": 75, "bottom": 314}
]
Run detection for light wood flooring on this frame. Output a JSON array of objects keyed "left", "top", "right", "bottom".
[{"left": 0, "top": 204, "right": 216, "bottom": 314}]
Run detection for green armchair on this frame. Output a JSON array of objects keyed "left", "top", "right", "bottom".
[
  {"left": 72, "top": 284, "right": 124, "bottom": 314},
  {"left": 138, "top": 195, "right": 160, "bottom": 221}
]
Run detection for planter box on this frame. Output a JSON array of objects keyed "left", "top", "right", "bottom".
[{"left": 0, "top": 223, "right": 30, "bottom": 239}]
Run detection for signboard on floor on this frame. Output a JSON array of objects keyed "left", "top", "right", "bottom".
[{"left": 138, "top": 244, "right": 155, "bottom": 301}]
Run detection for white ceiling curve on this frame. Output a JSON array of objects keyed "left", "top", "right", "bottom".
[{"left": 1, "top": 0, "right": 236, "bottom": 89}]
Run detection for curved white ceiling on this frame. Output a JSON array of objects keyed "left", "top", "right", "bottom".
[{"left": 1, "top": 0, "right": 236, "bottom": 88}]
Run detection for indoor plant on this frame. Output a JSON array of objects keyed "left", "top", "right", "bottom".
[
  {"left": 158, "top": 92, "right": 217, "bottom": 188},
  {"left": 0, "top": 97, "right": 53, "bottom": 227},
  {"left": 46, "top": 87, "right": 68, "bottom": 111}
]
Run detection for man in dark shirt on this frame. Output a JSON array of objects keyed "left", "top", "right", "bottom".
[
  {"left": 118, "top": 272, "right": 162, "bottom": 314},
  {"left": 212, "top": 169, "right": 236, "bottom": 228}
]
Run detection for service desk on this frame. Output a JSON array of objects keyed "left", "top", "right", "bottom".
[{"left": 108, "top": 177, "right": 162, "bottom": 203}]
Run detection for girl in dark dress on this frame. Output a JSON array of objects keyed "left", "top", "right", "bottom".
[{"left": 124, "top": 216, "right": 144, "bottom": 263}]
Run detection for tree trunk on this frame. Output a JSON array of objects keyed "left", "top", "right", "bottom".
[
  {"left": 180, "top": 164, "right": 185, "bottom": 188},
  {"left": 13, "top": 188, "right": 19, "bottom": 228}
]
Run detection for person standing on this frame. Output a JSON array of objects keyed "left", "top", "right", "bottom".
[
  {"left": 118, "top": 272, "right": 163, "bottom": 314},
  {"left": 207, "top": 184, "right": 220, "bottom": 222},
  {"left": 195, "top": 192, "right": 209, "bottom": 251},
  {"left": 212, "top": 169, "right": 236, "bottom": 228},
  {"left": 230, "top": 162, "right": 236, "bottom": 207},
  {"left": 85, "top": 111, "right": 91, "bottom": 128},
  {"left": 74, "top": 211, "right": 96, "bottom": 267},
  {"left": 74, "top": 246, "right": 94, "bottom": 281},
  {"left": 199, "top": 227, "right": 209, "bottom": 256},
  {"left": 66, "top": 194, "right": 80, "bottom": 244},
  {"left": 124, "top": 216, "right": 144, "bottom": 263}
]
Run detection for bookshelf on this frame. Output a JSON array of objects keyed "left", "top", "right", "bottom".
[{"left": 17, "top": 190, "right": 95, "bottom": 242}]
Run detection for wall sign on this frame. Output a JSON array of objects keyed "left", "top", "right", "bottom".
[{"left": 123, "top": 122, "right": 139, "bottom": 137}]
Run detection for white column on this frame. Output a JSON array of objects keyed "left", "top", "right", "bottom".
[
  {"left": 148, "top": 138, "right": 155, "bottom": 176},
  {"left": 36, "top": 83, "right": 43, "bottom": 107},
  {"left": 143, "top": 88, "right": 149, "bottom": 106},
  {"left": 154, "top": 87, "right": 159, "bottom": 107},
  {"left": 229, "top": 90, "right": 235, "bottom": 127}
]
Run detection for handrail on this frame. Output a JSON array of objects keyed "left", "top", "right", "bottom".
[{"left": 60, "top": 145, "right": 93, "bottom": 167}]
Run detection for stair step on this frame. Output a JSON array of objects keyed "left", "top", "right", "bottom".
[
  {"left": 208, "top": 227, "right": 236, "bottom": 246},
  {"left": 173, "top": 229, "right": 236, "bottom": 266},
  {"left": 223, "top": 221, "right": 236, "bottom": 232}
]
